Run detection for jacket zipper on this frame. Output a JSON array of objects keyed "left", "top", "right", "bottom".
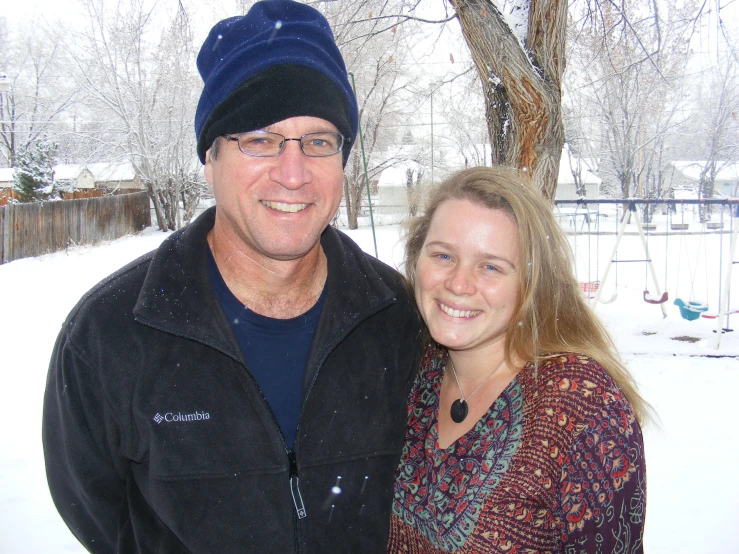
[
  {"left": 288, "top": 449, "right": 307, "bottom": 519},
  {"left": 238, "top": 378, "right": 305, "bottom": 551}
]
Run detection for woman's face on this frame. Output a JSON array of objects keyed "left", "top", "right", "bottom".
[{"left": 414, "top": 198, "right": 520, "bottom": 356}]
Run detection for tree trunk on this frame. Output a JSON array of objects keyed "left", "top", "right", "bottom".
[
  {"left": 343, "top": 172, "right": 358, "bottom": 230},
  {"left": 146, "top": 182, "right": 167, "bottom": 232},
  {"left": 345, "top": 154, "right": 363, "bottom": 230},
  {"left": 351, "top": 180, "right": 363, "bottom": 229},
  {"left": 451, "top": 0, "right": 567, "bottom": 201},
  {"left": 698, "top": 162, "right": 716, "bottom": 222}
]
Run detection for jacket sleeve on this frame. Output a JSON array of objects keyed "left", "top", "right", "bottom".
[
  {"left": 42, "top": 328, "right": 126, "bottom": 554},
  {"left": 557, "top": 396, "right": 647, "bottom": 553}
]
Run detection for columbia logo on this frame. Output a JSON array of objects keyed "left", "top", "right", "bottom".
[{"left": 153, "top": 411, "right": 211, "bottom": 424}]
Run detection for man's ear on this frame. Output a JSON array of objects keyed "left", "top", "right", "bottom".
[{"left": 204, "top": 150, "right": 214, "bottom": 186}]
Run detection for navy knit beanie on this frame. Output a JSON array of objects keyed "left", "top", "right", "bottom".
[{"left": 195, "top": 0, "right": 358, "bottom": 166}]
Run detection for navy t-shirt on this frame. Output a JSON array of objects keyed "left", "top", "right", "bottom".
[{"left": 207, "top": 248, "right": 325, "bottom": 448}]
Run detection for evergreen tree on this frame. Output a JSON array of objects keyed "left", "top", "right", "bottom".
[{"left": 13, "top": 139, "right": 56, "bottom": 202}]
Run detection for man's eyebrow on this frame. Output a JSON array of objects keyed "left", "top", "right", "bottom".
[{"left": 263, "top": 123, "right": 337, "bottom": 134}]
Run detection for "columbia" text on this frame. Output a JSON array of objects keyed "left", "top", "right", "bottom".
[{"left": 153, "top": 411, "right": 210, "bottom": 424}]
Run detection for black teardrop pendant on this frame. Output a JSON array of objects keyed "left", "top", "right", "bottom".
[{"left": 450, "top": 399, "right": 468, "bottom": 423}]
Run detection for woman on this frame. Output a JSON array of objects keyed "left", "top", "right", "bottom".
[{"left": 387, "top": 167, "right": 646, "bottom": 553}]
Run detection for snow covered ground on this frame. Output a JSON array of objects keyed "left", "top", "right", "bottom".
[{"left": 1, "top": 215, "right": 738, "bottom": 553}]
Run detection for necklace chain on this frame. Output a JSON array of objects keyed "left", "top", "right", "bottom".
[{"left": 448, "top": 355, "right": 506, "bottom": 403}]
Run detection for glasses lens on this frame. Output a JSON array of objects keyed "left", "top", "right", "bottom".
[
  {"left": 237, "top": 132, "right": 283, "bottom": 156},
  {"left": 300, "top": 133, "right": 343, "bottom": 157}
]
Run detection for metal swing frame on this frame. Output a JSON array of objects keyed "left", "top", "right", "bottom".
[
  {"left": 590, "top": 201, "right": 668, "bottom": 317},
  {"left": 712, "top": 205, "right": 739, "bottom": 349}
]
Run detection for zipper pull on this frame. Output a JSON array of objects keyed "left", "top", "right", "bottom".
[{"left": 288, "top": 450, "right": 307, "bottom": 519}]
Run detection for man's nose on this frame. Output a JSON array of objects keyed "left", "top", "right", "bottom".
[{"left": 270, "top": 140, "right": 311, "bottom": 189}]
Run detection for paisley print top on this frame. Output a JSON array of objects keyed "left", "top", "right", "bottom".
[{"left": 387, "top": 346, "right": 646, "bottom": 554}]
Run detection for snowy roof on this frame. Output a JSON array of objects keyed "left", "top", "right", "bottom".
[
  {"left": 431, "top": 144, "right": 490, "bottom": 166},
  {"left": 374, "top": 144, "right": 602, "bottom": 188},
  {"left": 87, "top": 162, "right": 137, "bottom": 182},
  {"left": 377, "top": 161, "right": 423, "bottom": 188},
  {"left": 1, "top": 163, "right": 136, "bottom": 181},
  {"left": 53, "top": 162, "right": 138, "bottom": 183},
  {"left": 671, "top": 161, "right": 739, "bottom": 182},
  {"left": 558, "top": 145, "right": 601, "bottom": 186},
  {"left": 0, "top": 167, "right": 14, "bottom": 184},
  {"left": 557, "top": 156, "right": 601, "bottom": 186},
  {"left": 53, "top": 164, "right": 87, "bottom": 180},
  {"left": 674, "top": 188, "right": 699, "bottom": 200}
]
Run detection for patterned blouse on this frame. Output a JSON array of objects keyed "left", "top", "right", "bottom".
[{"left": 387, "top": 346, "right": 646, "bottom": 554}]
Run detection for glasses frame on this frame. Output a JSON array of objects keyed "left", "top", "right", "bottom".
[{"left": 222, "top": 130, "right": 349, "bottom": 158}]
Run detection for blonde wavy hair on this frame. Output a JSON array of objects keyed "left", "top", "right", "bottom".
[{"left": 404, "top": 166, "right": 649, "bottom": 424}]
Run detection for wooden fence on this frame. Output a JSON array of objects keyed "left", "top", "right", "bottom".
[
  {"left": 60, "top": 189, "right": 103, "bottom": 200},
  {"left": 0, "top": 189, "right": 20, "bottom": 206},
  {"left": 0, "top": 192, "right": 151, "bottom": 264}
]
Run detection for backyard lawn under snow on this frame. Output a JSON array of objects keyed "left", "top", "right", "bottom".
[{"left": 1, "top": 211, "right": 738, "bottom": 553}]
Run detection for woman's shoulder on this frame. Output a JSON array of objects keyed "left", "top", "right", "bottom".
[
  {"left": 538, "top": 352, "right": 606, "bottom": 374},
  {"left": 521, "top": 353, "right": 633, "bottom": 419}
]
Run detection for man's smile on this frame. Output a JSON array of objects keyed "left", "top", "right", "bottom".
[{"left": 260, "top": 200, "right": 309, "bottom": 213}]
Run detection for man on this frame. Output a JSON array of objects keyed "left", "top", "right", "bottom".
[{"left": 42, "top": 1, "right": 421, "bottom": 552}]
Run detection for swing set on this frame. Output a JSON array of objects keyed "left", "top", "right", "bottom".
[
  {"left": 589, "top": 201, "right": 668, "bottom": 317},
  {"left": 556, "top": 198, "right": 739, "bottom": 348}
]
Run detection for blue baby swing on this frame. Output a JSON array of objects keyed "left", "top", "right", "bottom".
[{"left": 673, "top": 215, "right": 708, "bottom": 321}]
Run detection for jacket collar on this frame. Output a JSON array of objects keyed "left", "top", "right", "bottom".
[{"left": 134, "top": 207, "right": 397, "bottom": 364}]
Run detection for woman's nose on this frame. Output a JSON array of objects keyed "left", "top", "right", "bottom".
[{"left": 445, "top": 264, "right": 476, "bottom": 295}]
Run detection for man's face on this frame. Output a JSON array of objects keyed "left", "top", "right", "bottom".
[{"left": 205, "top": 116, "right": 344, "bottom": 262}]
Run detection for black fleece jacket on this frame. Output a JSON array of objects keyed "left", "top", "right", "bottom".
[{"left": 42, "top": 208, "right": 422, "bottom": 553}]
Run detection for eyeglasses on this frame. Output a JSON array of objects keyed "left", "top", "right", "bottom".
[{"left": 223, "top": 131, "right": 349, "bottom": 158}]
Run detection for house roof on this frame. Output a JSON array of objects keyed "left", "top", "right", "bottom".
[
  {"left": 671, "top": 161, "right": 739, "bottom": 182},
  {"left": 558, "top": 145, "right": 601, "bottom": 185},
  {"left": 557, "top": 159, "right": 601, "bottom": 186},
  {"left": 0, "top": 167, "right": 14, "bottom": 184},
  {"left": 376, "top": 162, "right": 422, "bottom": 188},
  {"left": 87, "top": 162, "right": 137, "bottom": 182},
  {"left": 0, "top": 162, "right": 137, "bottom": 187},
  {"left": 54, "top": 164, "right": 87, "bottom": 180},
  {"left": 374, "top": 144, "right": 602, "bottom": 189}
]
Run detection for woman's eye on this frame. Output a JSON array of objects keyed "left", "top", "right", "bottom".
[{"left": 484, "top": 264, "right": 498, "bottom": 272}]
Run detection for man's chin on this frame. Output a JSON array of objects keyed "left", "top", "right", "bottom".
[{"left": 252, "top": 237, "right": 324, "bottom": 263}]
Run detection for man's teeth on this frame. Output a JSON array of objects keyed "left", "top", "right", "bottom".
[
  {"left": 439, "top": 303, "right": 480, "bottom": 319},
  {"left": 261, "top": 201, "right": 308, "bottom": 213}
]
